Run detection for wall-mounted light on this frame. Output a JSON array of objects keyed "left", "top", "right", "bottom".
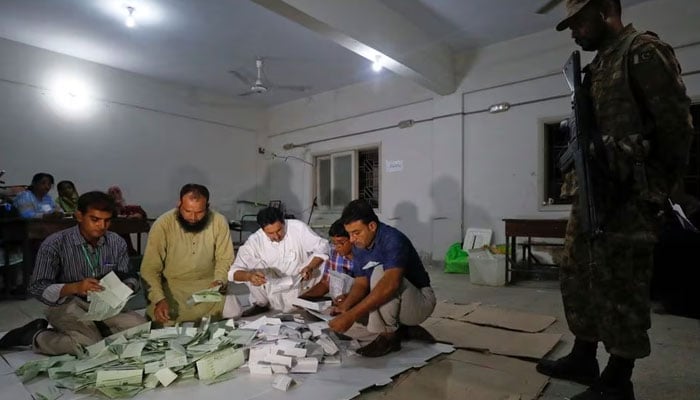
[
  {"left": 48, "top": 74, "right": 96, "bottom": 118},
  {"left": 488, "top": 102, "right": 511, "bottom": 114},
  {"left": 372, "top": 56, "right": 383, "bottom": 72},
  {"left": 125, "top": 6, "right": 136, "bottom": 28}
]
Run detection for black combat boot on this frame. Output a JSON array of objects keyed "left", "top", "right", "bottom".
[
  {"left": 536, "top": 338, "right": 600, "bottom": 385},
  {"left": 570, "top": 355, "right": 636, "bottom": 400}
]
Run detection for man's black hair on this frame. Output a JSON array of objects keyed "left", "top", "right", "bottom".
[
  {"left": 57, "top": 180, "right": 76, "bottom": 192},
  {"left": 30, "top": 172, "right": 54, "bottom": 186},
  {"left": 257, "top": 206, "right": 285, "bottom": 228},
  {"left": 328, "top": 219, "right": 349, "bottom": 238},
  {"left": 179, "top": 183, "right": 210, "bottom": 203},
  {"left": 340, "top": 199, "right": 379, "bottom": 225},
  {"left": 77, "top": 191, "right": 116, "bottom": 214}
]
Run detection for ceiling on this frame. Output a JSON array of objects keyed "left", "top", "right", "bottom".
[{"left": 0, "top": 0, "right": 651, "bottom": 106}]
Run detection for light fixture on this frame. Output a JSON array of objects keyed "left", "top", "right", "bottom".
[
  {"left": 125, "top": 6, "right": 136, "bottom": 28},
  {"left": 372, "top": 56, "right": 383, "bottom": 72},
  {"left": 488, "top": 102, "right": 511, "bottom": 113}
]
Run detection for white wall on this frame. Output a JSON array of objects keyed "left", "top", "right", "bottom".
[
  {"left": 262, "top": 0, "right": 700, "bottom": 263},
  {"left": 0, "top": 38, "right": 265, "bottom": 219}
]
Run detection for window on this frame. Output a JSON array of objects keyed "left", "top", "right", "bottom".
[
  {"left": 543, "top": 121, "right": 571, "bottom": 205},
  {"left": 315, "top": 147, "right": 379, "bottom": 210}
]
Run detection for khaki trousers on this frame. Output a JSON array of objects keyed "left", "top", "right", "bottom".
[
  {"left": 346, "top": 266, "right": 436, "bottom": 340},
  {"left": 35, "top": 297, "right": 146, "bottom": 356}
]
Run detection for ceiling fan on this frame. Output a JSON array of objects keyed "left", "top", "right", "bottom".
[
  {"left": 228, "top": 58, "right": 311, "bottom": 97},
  {"left": 536, "top": 0, "right": 564, "bottom": 14}
]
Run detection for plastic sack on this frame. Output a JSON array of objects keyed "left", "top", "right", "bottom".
[{"left": 444, "top": 242, "right": 469, "bottom": 274}]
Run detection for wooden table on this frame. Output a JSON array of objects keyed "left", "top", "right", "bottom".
[
  {"left": 503, "top": 218, "right": 568, "bottom": 283},
  {"left": 0, "top": 217, "right": 151, "bottom": 297}
]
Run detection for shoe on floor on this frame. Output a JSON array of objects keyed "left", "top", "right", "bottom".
[
  {"left": 241, "top": 304, "right": 270, "bottom": 318},
  {"left": 570, "top": 380, "right": 635, "bottom": 400},
  {"left": 536, "top": 352, "right": 600, "bottom": 385},
  {"left": 398, "top": 325, "right": 436, "bottom": 343},
  {"left": 356, "top": 333, "right": 401, "bottom": 357},
  {"left": 0, "top": 318, "right": 48, "bottom": 348}
]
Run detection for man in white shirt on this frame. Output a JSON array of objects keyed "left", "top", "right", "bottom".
[{"left": 229, "top": 207, "right": 328, "bottom": 315}]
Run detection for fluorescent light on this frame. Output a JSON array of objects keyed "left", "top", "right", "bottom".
[
  {"left": 125, "top": 6, "right": 136, "bottom": 28},
  {"left": 488, "top": 102, "right": 511, "bottom": 113},
  {"left": 372, "top": 56, "right": 382, "bottom": 72}
]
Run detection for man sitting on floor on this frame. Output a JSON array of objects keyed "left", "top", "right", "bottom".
[
  {"left": 328, "top": 199, "right": 436, "bottom": 357},
  {"left": 140, "top": 184, "right": 237, "bottom": 325},
  {"left": 229, "top": 206, "right": 328, "bottom": 315},
  {"left": 300, "top": 219, "right": 355, "bottom": 303},
  {"left": 0, "top": 191, "right": 146, "bottom": 355}
]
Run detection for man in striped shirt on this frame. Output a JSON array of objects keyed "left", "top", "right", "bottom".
[
  {"left": 300, "top": 220, "right": 354, "bottom": 303},
  {"left": 0, "top": 191, "right": 146, "bottom": 355}
]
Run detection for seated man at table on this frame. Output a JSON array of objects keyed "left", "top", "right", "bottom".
[
  {"left": 328, "top": 199, "right": 436, "bottom": 357},
  {"left": 0, "top": 191, "right": 146, "bottom": 355},
  {"left": 299, "top": 219, "right": 355, "bottom": 303},
  {"left": 13, "top": 172, "right": 63, "bottom": 219},
  {"left": 56, "top": 180, "right": 79, "bottom": 214},
  {"left": 229, "top": 206, "right": 328, "bottom": 315},
  {"left": 140, "top": 184, "right": 237, "bottom": 326}
]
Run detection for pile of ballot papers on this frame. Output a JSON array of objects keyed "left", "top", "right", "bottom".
[{"left": 17, "top": 309, "right": 352, "bottom": 399}]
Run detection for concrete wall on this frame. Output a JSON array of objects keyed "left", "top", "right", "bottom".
[
  {"left": 0, "top": 37, "right": 265, "bottom": 220},
  {"left": 262, "top": 0, "right": 700, "bottom": 263}
]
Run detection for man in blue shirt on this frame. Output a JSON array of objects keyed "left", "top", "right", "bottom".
[
  {"left": 329, "top": 199, "right": 436, "bottom": 357},
  {"left": 13, "top": 172, "right": 63, "bottom": 219}
]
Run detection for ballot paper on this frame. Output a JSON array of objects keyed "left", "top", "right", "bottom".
[
  {"left": 155, "top": 368, "right": 178, "bottom": 387},
  {"left": 195, "top": 347, "right": 245, "bottom": 381},
  {"left": 272, "top": 375, "right": 294, "bottom": 391},
  {"left": 189, "top": 285, "right": 224, "bottom": 304},
  {"left": 328, "top": 270, "right": 354, "bottom": 299},
  {"left": 292, "top": 297, "right": 332, "bottom": 311},
  {"left": 290, "top": 357, "right": 319, "bottom": 373},
  {"left": 268, "top": 275, "right": 302, "bottom": 294},
  {"left": 80, "top": 271, "right": 134, "bottom": 321},
  {"left": 95, "top": 369, "right": 143, "bottom": 387}
]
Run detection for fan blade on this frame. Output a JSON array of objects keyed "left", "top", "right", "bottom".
[
  {"left": 228, "top": 70, "right": 253, "bottom": 86},
  {"left": 238, "top": 91, "right": 255, "bottom": 97},
  {"left": 272, "top": 84, "right": 311, "bottom": 92},
  {"left": 536, "top": 0, "right": 563, "bottom": 14}
]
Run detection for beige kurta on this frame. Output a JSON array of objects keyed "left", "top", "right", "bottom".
[{"left": 140, "top": 209, "right": 234, "bottom": 324}]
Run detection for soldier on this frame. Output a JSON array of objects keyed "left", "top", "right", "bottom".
[{"left": 537, "top": 1, "right": 694, "bottom": 400}]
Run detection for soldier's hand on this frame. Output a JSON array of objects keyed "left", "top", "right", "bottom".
[
  {"left": 73, "top": 278, "right": 103, "bottom": 296},
  {"left": 154, "top": 299, "right": 171, "bottom": 323}
]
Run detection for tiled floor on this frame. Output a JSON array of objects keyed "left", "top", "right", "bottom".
[{"left": 1, "top": 267, "right": 699, "bottom": 400}]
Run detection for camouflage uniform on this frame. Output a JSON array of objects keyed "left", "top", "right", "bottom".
[{"left": 560, "top": 24, "right": 694, "bottom": 359}]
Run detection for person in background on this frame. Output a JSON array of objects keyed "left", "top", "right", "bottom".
[
  {"left": 107, "top": 186, "right": 147, "bottom": 219},
  {"left": 56, "top": 180, "right": 79, "bottom": 214},
  {"left": 107, "top": 185, "right": 147, "bottom": 255},
  {"left": 13, "top": 172, "right": 63, "bottom": 219}
]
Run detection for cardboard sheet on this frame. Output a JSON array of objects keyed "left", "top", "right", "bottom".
[
  {"left": 430, "top": 301, "right": 480, "bottom": 320},
  {"left": 384, "top": 349, "right": 549, "bottom": 400},
  {"left": 460, "top": 305, "right": 556, "bottom": 333},
  {"left": 423, "top": 318, "right": 561, "bottom": 359}
]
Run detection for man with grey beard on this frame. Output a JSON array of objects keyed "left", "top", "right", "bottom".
[{"left": 140, "top": 184, "right": 237, "bottom": 326}]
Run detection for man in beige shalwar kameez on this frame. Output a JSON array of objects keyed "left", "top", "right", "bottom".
[{"left": 140, "top": 184, "right": 237, "bottom": 325}]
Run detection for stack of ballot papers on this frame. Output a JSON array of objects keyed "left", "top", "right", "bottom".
[
  {"left": 15, "top": 312, "right": 353, "bottom": 398},
  {"left": 188, "top": 285, "right": 224, "bottom": 304}
]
